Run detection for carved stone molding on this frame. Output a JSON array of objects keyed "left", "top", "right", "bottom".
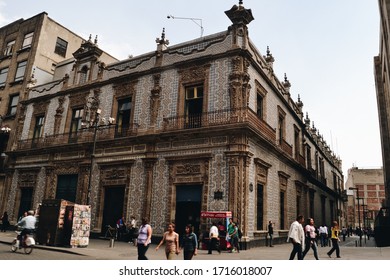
[{"left": 113, "top": 81, "right": 138, "bottom": 99}]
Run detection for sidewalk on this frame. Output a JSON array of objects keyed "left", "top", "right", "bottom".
[{"left": 1, "top": 231, "right": 390, "bottom": 260}]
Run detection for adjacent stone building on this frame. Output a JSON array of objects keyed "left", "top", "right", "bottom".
[
  {"left": 1, "top": 2, "right": 344, "bottom": 247},
  {"left": 375, "top": 0, "right": 390, "bottom": 208},
  {"left": 346, "top": 167, "right": 385, "bottom": 228},
  {"left": 0, "top": 12, "right": 118, "bottom": 210}
]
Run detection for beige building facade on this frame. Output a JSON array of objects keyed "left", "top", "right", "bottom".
[
  {"left": 346, "top": 167, "right": 385, "bottom": 229},
  {"left": 1, "top": 2, "right": 344, "bottom": 247},
  {"left": 0, "top": 12, "right": 118, "bottom": 208}
]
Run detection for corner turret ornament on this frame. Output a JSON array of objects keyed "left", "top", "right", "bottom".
[{"left": 225, "top": 0, "right": 254, "bottom": 25}]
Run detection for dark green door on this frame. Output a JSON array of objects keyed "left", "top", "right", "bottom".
[
  {"left": 175, "top": 185, "right": 202, "bottom": 239},
  {"left": 101, "top": 186, "right": 125, "bottom": 233},
  {"left": 18, "top": 188, "right": 33, "bottom": 219},
  {"left": 56, "top": 174, "right": 78, "bottom": 202}
]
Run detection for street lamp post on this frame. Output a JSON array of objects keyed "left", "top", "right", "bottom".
[
  {"left": 87, "top": 109, "right": 101, "bottom": 206},
  {"left": 349, "top": 187, "right": 362, "bottom": 247}
]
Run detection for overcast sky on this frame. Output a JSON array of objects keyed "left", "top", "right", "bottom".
[{"left": 0, "top": 0, "right": 382, "bottom": 179}]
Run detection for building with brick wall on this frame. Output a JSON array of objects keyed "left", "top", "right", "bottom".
[
  {"left": 1, "top": 2, "right": 344, "bottom": 248},
  {"left": 346, "top": 167, "right": 385, "bottom": 229}
]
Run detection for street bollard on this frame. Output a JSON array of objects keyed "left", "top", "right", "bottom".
[
  {"left": 355, "top": 240, "right": 358, "bottom": 247},
  {"left": 109, "top": 238, "right": 115, "bottom": 248}
]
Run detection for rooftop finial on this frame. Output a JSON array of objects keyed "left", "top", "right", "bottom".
[
  {"left": 94, "top": 35, "right": 98, "bottom": 45},
  {"left": 156, "top": 27, "right": 169, "bottom": 46},
  {"left": 88, "top": 34, "right": 92, "bottom": 42},
  {"left": 239, "top": 0, "right": 243, "bottom": 5}
]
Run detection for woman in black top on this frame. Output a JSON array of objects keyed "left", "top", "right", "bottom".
[{"left": 181, "top": 224, "right": 198, "bottom": 260}]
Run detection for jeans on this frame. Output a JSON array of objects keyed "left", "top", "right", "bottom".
[
  {"left": 327, "top": 239, "right": 340, "bottom": 257},
  {"left": 302, "top": 240, "right": 319, "bottom": 260},
  {"left": 289, "top": 242, "right": 303, "bottom": 260},
  {"left": 137, "top": 243, "right": 149, "bottom": 260}
]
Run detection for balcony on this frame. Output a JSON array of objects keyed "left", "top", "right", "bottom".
[
  {"left": 17, "top": 124, "right": 138, "bottom": 150},
  {"left": 163, "top": 107, "right": 276, "bottom": 143}
]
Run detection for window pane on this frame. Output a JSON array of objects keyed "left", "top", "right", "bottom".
[
  {"left": 22, "top": 32, "right": 34, "bottom": 48},
  {"left": 8, "top": 95, "right": 19, "bottom": 115},
  {"left": 4, "top": 40, "right": 15, "bottom": 56},
  {"left": 54, "top": 37, "right": 68, "bottom": 57},
  {"left": 15, "top": 61, "right": 27, "bottom": 82},
  {"left": 0, "top": 68, "right": 9, "bottom": 86}
]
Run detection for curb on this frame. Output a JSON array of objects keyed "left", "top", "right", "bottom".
[{"left": 0, "top": 240, "right": 86, "bottom": 256}]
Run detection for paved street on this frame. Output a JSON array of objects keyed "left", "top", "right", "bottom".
[{"left": 1, "top": 231, "right": 389, "bottom": 260}]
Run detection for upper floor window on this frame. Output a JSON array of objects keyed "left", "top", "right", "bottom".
[
  {"left": 54, "top": 37, "right": 68, "bottom": 57},
  {"left": 14, "top": 60, "right": 27, "bottom": 82},
  {"left": 256, "top": 92, "right": 264, "bottom": 119},
  {"left": 33, "top": 115, "right": 45, "bottom": 140},
  {"left": 306, "top": 145, "right": 312, "bottom": 169},
  {"left": 8, "top": 94, "right": 19, "bottom": 116},
  {"left": 185, "top": 85, "right": 203, "bottom": 128},
  {"left": 22, "top": 32, "right": 34, "bottom": 49},
  {"left": 116, "top": 97, "right": 132, "bottom": 136},
  {"left": 294, "top": 126, "right": 300, "bottom": 159},
  {"left": 0, "top": 68, "right": 9, "bottom": 87},
  {"left": 277, "top": 106, "right": 286, "bottom": 145},
  {"left": 78, "top": 66, "right": 89, "bottom": 84},
  {"left": 4, "top": 40, "right": 15, "bottom": 56},
  {"left": 69, "top": 108, "right": 84, "bottom": 138}
]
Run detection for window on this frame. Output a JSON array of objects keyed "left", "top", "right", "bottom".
[
  {"left": 33, "top": 115, "right": 45, "bottom": 141},
  {"left": 22, "top": 32, "right": 34, "bottom": 49},
  {"left": 256, "top": 92, "right": 264, "bottom": 119},
  {"left": 8, "top": 94, "right": 19, "bottom": 116},
  {"left": 54, "top": 37, "right": 68, "bottom": 57},
  {"left": 0, "top": 68, "right": 9, "bottom": 87},
  {"left": 257, "top": 184, "right": 264, "bottom": 230},
  {"left": 14, "top": 60, "right": 27, "bottom": 82},
  {"left": 280, "top": 191, "right": 285, "bottom": 230},
  {"left": 185, "top": 85, "right": 203, "bottom": 128},
  {"left": 69, "top": 108, "right": 84, "bottom": 140},
  {"left": 306, "top": 145, "right": 312, "bottom": 169},
  {"left": 294, "top": 127, "right": 300, "bottom": 159},
  {"left": 78, "top": 66, "right": 88, "bottom": 84},
  {"left": 278, "top": 115, "right": 285, "bottom": 144},
  {"left": 116, "top": 97, "right": 132, "bottom": 136},
  {"left": 3, "top": 40, "right": 15, "bottom": 56}
]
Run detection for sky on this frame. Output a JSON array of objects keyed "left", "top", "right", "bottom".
[{"left": 0, "top": 0, "right": 382, "bottom": 179}]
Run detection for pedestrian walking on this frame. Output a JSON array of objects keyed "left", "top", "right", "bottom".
[
  {"left": 180, "top": 224, "right": 198, "bottom": 260},
  {"left": 208, "top": 222, "right": 221, "bottom": 254},
  {"left": 302, "top": 218, "right": 319, "bottom": 260},
  {"left": 327, "top": 220, "right": 341, "bottom": 258},
  {"left": 287, "top": 215, "right": 305, "bottom": 260},
  {"left": 1, "top": 211, "right": 10, "bottom": 232},
  {"left": 318, "top": 224, "right": 328, "bottom": 247},
  {"left": 268, "top": 220, "right": 274, "bottom": 247},
  {"left": 136, "top": 218, "right": 152, "bottom": 260},
  {"left": 156, "top": 222, "right": 180, "bottom": 260},
  {"left": 227, "top": 219, "right": 240, "bottom": 253}
]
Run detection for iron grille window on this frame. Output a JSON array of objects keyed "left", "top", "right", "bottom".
[
  {"left": 116, "top": 97, "right": 132, "bottom": 137},
  {"left": 69, "top": 108, "right": 84, "bottom": 140},
  {"left": 33, "top": 115, "right": 45, "bottom": 140},
  {"left": 185, "top": 85, "right": 203, "bottom": 128}
]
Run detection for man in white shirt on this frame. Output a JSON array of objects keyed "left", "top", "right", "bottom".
[
  {"left": 287, "top": 215, "right": 305, "bottom": 260},
  {"left": 208, "top": 222, "right": 220, "bottom": 254},
  {"left": 17, "top": 210, "right": 36, "bottom": 245}
]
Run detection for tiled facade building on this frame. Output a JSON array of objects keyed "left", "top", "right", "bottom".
[{"left": 1, "top": 2, "right": 344, "bottom": 247}]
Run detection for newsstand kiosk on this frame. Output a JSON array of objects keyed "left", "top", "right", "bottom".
[
  {"left": 36, "top": 199, "right": 91, "bottom": 248},
  {"left": 200, "top": 211, "right": 232, "bottom": 250}
]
